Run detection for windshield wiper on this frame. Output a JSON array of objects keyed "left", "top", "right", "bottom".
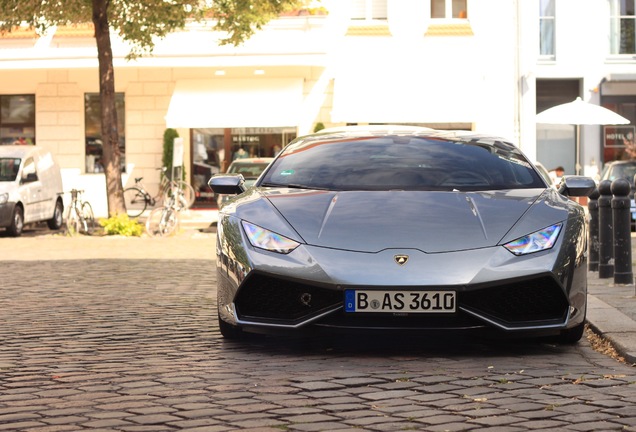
[{"left": 261, "top": 182, "right": 331, "bottom": 191}]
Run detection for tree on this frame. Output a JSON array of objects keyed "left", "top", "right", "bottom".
[{"left": 0, "top": 0, "right": 304, "bottom": 216}]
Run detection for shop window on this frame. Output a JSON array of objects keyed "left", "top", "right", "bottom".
[
  {"left": 350, "top": 0, "right": 387, "bottom": 20},
  {"left": 84, "top": 93, "right": 125, "bottom": 173},
  {"left": 191, "top": 127, "right": 296, "bottom": 208},
  {"left": 610, "top": 0, "right": 636, "bottom": 54},
  {"left": 536, "top": 79, "right": 581, "bottom": 175},
  {"left": 0, "top": 94, "right": 35, "bottom": 145},
  {"left": 431, "top": 0, "right": 468, "bottom": 19},
  {"left": 539, "top": 0, "right": 555, "bottom": 58},
  {"left": 601, "top": 97, "right": 636, "bottom": 162}
]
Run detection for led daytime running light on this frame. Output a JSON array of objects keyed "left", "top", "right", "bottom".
[
  {"left": 242, "top": 221, "right": 299, "bottom": 254},
  {"left": 504, "top": 223, "right": 562, "bottom": 256}
]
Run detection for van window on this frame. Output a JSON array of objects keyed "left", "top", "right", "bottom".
[
  {"left": 0, "top": 158, "right": 20, "bottom": 181},
  {"left": 22, "top": 157, "right": 36, "bottom": 180}
]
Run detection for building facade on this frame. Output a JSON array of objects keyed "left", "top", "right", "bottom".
[{"left": 0, "top": 0, "right": 633, "bottom": 216}]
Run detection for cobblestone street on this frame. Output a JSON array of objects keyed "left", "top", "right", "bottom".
[{"left": 1, "top": 233, "right": 636, "bottom": 431}]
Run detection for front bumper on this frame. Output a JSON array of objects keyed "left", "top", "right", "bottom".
[
  {"left": 217, "top": 240, "right": 587, "bottom": 336},
  {"left": 0, "top": 202, "right": 16, "bottom": 228}
]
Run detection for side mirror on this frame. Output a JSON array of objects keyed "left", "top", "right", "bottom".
[
  {"left": 208, "top": 173, "right": 246, "bottom": 195},
  {"left": 558, "top": 175, "right": 596, "bottom": 197}
]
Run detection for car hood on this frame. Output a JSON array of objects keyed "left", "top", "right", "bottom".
[
  {"left": 252, "top": 188, "right": 569, "bottom": 254},
  {"left": 0, "top": 182, "right": 17, "bottom": 194}
]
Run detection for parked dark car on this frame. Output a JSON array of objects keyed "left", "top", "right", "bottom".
[
  {"left": 599, "top": 160, "right": 636, "bottom": 228},
  {"left": 208, "top": 126, "right": 596, "bottom": 343},
  {"left": 216, "top": 157, "right": 274, "bottom": 208}
]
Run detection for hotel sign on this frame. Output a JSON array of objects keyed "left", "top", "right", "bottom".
[{"left": 604, "top": 125, "right": 635, "bottom": 148}]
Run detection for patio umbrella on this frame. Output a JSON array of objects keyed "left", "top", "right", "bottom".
[{"left": 536, "top": 97, "right": 630, "bottom": 174}]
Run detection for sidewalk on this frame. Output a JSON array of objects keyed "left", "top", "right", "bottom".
[{"left": 587, "top": 259, "right": 636, "bottom": 365}]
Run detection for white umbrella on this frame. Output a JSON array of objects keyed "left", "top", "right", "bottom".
[{"left": 536, "top": 97, "right": 630, "bottom": 174}]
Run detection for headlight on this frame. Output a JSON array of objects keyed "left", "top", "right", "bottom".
[
  {"left": 242, "top": 221, "right": 300, "bottom": 254},
  {"left": 0, "top": 193, "right": 7, "bottom": 205},
  {"left": 503, "top": 223, "right": 562, "bottom": 256}
]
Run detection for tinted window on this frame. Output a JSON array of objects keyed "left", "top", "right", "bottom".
[
  {"left": 0, "top": 158, "right": 20, "bottom": 181},
  {"left": 261, "top": 136, "right": 544, "bottom": 191}
]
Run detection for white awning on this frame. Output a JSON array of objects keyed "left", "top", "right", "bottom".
[
  {"left": 165, "top": 78, "right": 304, "bottom": 128},
  {"left": 331, "top": 66, "right": 480, "bottom": 124}
]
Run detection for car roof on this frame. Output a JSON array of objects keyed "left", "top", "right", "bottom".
[
  {"left": 318, "top": 125, "right": 434, "bottom": 135},
  {"left": 0, "top": 145, "right": 41, "bottom": 159},
  {"left": 295, "top": 125, "right": 518, "bottom": 152},
  {"left": 605, "top": 160, "right": 636, "bottom": 166}
]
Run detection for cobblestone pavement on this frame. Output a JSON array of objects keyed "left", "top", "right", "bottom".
[{"left": 1, "top": 231, "right": 636, "bottom": 431}]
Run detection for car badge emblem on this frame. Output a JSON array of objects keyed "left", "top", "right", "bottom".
[{"left": 394, "top": 254, "right": 409, "bottom": 266}]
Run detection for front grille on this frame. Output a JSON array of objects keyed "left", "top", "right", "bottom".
[
  {"left": 320, "top": 310, "right": 483, "bottom": 330},
  {"left": 460, "top": 276, "right": 568, "bottom": 324},
  {"left": 235, "top": 274, "right": 341, "bottom": 322},
  {"left": 235, "top": 274, "right": 569, "bottom": 329}
]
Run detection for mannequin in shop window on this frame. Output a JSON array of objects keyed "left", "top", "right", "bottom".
[
  {"left": 94, "top": 157, "right": 104, "bottom": 173},
  {"left": 233, "top": 147, "right": 248, "bottom": 160}
]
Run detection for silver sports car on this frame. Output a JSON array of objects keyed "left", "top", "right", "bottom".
[{"left": 208, "top": 126, "right": 596, "bottom": 343}]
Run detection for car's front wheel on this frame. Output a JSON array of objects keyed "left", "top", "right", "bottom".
[
  {"left": 7, "top": 205, "right": 24, "bottom": 237},
  {"left": 218, "top": 315, "right": 243, "bottom": 339},
  {"left": 557, "top": 321, "right": 585, "bottom": 344}
]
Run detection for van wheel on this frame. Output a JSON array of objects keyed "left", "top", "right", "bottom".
[
  {"left": 7, "top": 206, "right": 24, "bottom": 237},
  {"left": 47, "top": 199, "right": 64, "bottom": 230}
]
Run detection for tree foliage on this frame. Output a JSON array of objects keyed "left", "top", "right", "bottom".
[
  {"left": 0, "top": 0, "right": 305, "bottom": 215},
  {"left": 1, "top": 0, "right": 304, "bottom": 57}
]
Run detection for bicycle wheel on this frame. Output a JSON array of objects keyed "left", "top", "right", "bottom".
[
  {"left": 123, "top": 187, "right": 148, "bottom": 218},
  {"left": 166, "top": 181, "right": 196, "bottom": 210},
  {"left": 146, "top": 207, "right": 179, "bottom": 237},
  {"left": 65, "top": 207, "right": 82, "bottom": 236},
  {"left": 81, "top": 202, "right": 96, "bottom": 235}
]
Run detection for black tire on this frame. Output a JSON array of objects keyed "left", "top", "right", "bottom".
[
  {"left": 557, "top": 321, "right": 585, "bottom": 344},
  {"left": 81, "top": 202, "right": 96, "bottom": 235},
  {"left": 7, "top": 205, "right": 24, "bottom": 237},
  {"left": 47, "top": 199, "right": 64, "bottom": 230},
  {"left": 123, "top": 187, "right": 148, "bottom": 218},
  {"left": 218, "top": 315, "right": 243, "bottom": 339}
]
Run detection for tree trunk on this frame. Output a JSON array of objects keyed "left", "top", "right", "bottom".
[{"left": 92, "top": 0, "right": 125, "bottom": 216}]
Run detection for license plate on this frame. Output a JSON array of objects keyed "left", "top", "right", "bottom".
[{"left": 345, "top": 290, "right": 456, "bottom": 313}]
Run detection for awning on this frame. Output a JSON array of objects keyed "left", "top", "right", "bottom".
[
  {"left": 165, "top": 78, "right": 304, "bottom": 128},
  {"left": 331, "top": 64, "right": 480, "bottom": 124},
  {"left": 601, "top": 74, "right": 636, "bottom": 96}
]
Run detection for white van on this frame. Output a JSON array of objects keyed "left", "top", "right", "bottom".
[{"left": 0, "top": 146, "right": 64, "bottom": 236}]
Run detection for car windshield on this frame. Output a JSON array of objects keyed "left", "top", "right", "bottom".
[
  {"left": 0, "top": 158, "right": 20, "bottom": 182},
  {"left": 602, "top": 163, "right": 636, "bottom": 182},
  {"left": 260, "top": 136, "right": 545, "bottom": 192},
  {"left": 228, "top": 162, "right": 271, "bottom": 179}
]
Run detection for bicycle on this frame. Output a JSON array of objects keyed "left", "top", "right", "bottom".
[
  {"left": 123, "top": 167, "right": 196, "bottom": 218},
  {"left": 65, "top": 189, "right": 96, "bottom": 235},
  {"left": 145, "top": 184, "right": 182, "bottom": 237}
]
